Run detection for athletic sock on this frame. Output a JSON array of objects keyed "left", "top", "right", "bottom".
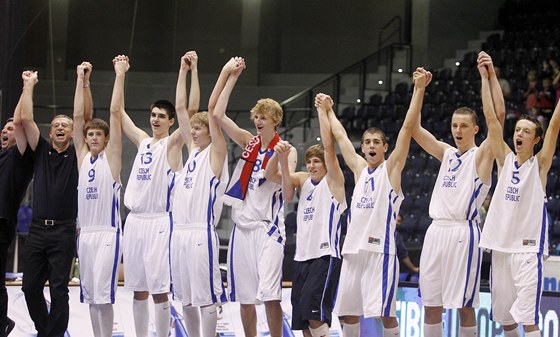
[
  {"left": 383, "top": 326, "right": 400, "bottom": 337},
  {"left": 343, "top": 322, "right": 360, "bottom": 337},
  {"left": 96, "top": 303, "right": 114, "bottom": 337},
  {"left": 309, "top": 322, "right": 330, "bottom": 337},
  {"left": 200, "top": 305, "right": 218, "bottom": 337},
  {"left": 183, "top": 306, "right": 201, "bottom": 337},
  {"left": 523, "top": 330, "right": 541, "bottom": 337},
  {"left": 424, "top": 322, "right": 443, "bottom": 337},
  {"left": 133, "top": 298, "right": 149, "bottom": 337},
  {"left": 154, "top": 301, "right": 171, "bottom": 337},
  {"left": 459, "top": 325, "right": 477, "bottom": 337},
  {"left": 504, "top": 328, "right": 522, "bottom": 337}
]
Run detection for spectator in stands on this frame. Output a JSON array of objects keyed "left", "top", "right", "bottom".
[
  {"left": 494, "top": 66, "right": 511, "bottom": 98},
  {"left": 538, "top": 76, "right": 556, "bottom": 121},
  {"left": 524, "top": 69, "right": 539, "bottom": 116},
  {"left": 395, "top": 214, "right": 419, "bottom": 275},
  {"left": 549, "top": 58, "right": 560, "bottom": 105}
]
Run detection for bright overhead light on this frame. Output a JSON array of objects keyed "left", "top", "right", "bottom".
[
  {"left": 378, "top": 80, "right": 383, "bottom": 85},
  {"left": 356, "top": 98, "right": 361, "bottom": 103},
  {"left": 398, "top": 68, "right": 403, "bottom": 73},
  {"left": 455, "top": 61, "right": 461, "bottom": 66},
  {"left": 316, "top": 137, "right": 321, "bottom": 142}
]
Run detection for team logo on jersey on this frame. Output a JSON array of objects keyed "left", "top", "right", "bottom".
[
  {"left": 368, "top": 237, "right": 380, "bottom": 245},
  {"left": 320, "top": 242, "right": 329, "bottom": 249},
  {"left": 523, "top": 239, "right": 536, "bottom": 246}
]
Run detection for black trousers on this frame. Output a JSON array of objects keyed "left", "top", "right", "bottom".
[
  {"left": 0, "top": 230, "right": 10, "bottom": 336},
  {"left": 21, "top": 223, "right": 75, "bottom": 337}
]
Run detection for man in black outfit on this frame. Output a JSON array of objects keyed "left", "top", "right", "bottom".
[
  {"left": 0, "top": 72, "right": 35, "bottom": 337},
  {"left": 17, "top": 67, "right": 91, "bottom": 337}
]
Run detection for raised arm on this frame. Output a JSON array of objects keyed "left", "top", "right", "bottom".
[
  {"left": 13, "top": 88, "right": 27, "bottom": 154},
  {"left": 120, "top": 57, "right": 148, "bottom": 148},
  {"left": 208, "top": 61, "right": 244, "bottom": 178},
  {"left": 326, "top": 102, "right": 366, "bottom": 178},
  {"left": 106, "top": 55, "right": 129, "bottom": 182},
  {"left": 16, "top": 71, "right": 40, "bottom": 151},
  {"left": 478, "top": 53, "right": 510, "bottom": 169},
  {"left": 316, "top": 94, "right": 345, "bottom": 204},
  {"left": 175, "top": 51, "right": 195, "bottom": 150},
  {"left": 475, "top": 52, "right": 503, "bottom": 185},
  {"left": 83, "top": 62, "right": 94, "bottom": 123},
  {"left": 265, "top": 141, "right": 302, "bottom": 202},
  {"left": 211, "top": 57, "right": 253, "bottom": 148},
  {"left": 73, "top": 63, "right": 91, "bottom": 163},
  {"left": 387, "top": 68, "right": 432, "bottom": 192},
  {"left": 481, "top": 52, "right": 506, "bottom": 126},
  {"left": 537, "top": 97, "right": 560, "bottom": 181}
]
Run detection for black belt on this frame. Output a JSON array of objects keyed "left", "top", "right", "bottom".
[{"left": 32, "top": 218, "right": 75, "bottom": 227}]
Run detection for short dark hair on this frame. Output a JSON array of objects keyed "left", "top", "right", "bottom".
[
  {"left": 517, "top": 115, "right": 544, "bottom": 140},
  {"left": 150, "top": 100, "right": 176, "bottom": 119}
]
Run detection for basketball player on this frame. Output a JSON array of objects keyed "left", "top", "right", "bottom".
[
  {"left": 212, "top": 61, "right": 297, "bottom": 337},
  {"left": 413, "top": 52, "right": 505, "bottom": 337},
  {"left": 74, "top": 56, "right": 127, "bottom": 337},
  {"left": 333, "top": 68, "right": 431, "bottom": 337},
  {"left": 265, "top": 93, "right": 346, "bottom": 337},
  {"left": 479, "top": 52, "right": 560, "bottom": 337},
  {"left": 170, "top": 56, "right": 243, "bottom": 337},
  {"left": 120, "top": 52, "right": 197, "bottom": 337}
]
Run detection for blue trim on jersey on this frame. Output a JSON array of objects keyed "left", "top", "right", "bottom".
[
  {"left": 110, "top": 229, "right": 120, "bottom": 304},
  {"left": 328, "top": 202, "right": 335, "bottom": 256},
  {"left": 535, "top": 253, "right": 543, "bottom": 324},
  {"left": 229, "top": 225, "right": 237, "bottom": 302},
  {"left": 168, "top": 212, "right": 174, "bottom": 294},
  {"left": 489, "top": 251, "right": 493, "bottom": 321},
  {"left": 466, "top": 178, "right": 483, "bottom": 220},
  {"left": 206, "top": 177, "right": 220, "bottom": 303},
  {"left": 383, "top": 190, "right": 394, "bottom": 254},
  {"left": 381, "top": 253, "right": 389, "bottom": 316},
  {"left": 166, "top": 171, "right": 176, "bottom": 212},
  {"left": 319, "top": 257, "right": 334, "bottom": 322},
  {"left": 539, "top": 202, "right": 548, "bottom": 255},
  {"left": 90, "top": 154, "right": 99, "bottom": 164},
  {"left": 466, "top": 223, "right": 482, "bottom": 307},
  {"left": 335, "top": 216, "right": 342, "bottom": 259},
  {"left": 384, "top": 254, "right": 397, "bottom": 317},
  {"left": 462, "top": 220, "right": 476, "bottom": 307}
]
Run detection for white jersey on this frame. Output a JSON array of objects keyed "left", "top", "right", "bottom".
[
  {"left": 231, "top": 149, "right": 285, "bottom": 237},
  {"left": 172, "top": 145, "right": 229, "bottom": 227},
  {"left": 342, "top": 162, "right": 403, "bottom": 255},
  {"left": 429, "top": 147, "right": 490, "bottom": 222},
  {"left": 480, "top": 152, "right": 549, "bottom": 254},
  {"left": 124, "top": 137, "right": 177, "bottom": 214},
  {"left": 295, "top": 178, "right": 346, "bottom": 261},
  {"left": 77, "top": 151, "right": 121, "bottom": 230}
]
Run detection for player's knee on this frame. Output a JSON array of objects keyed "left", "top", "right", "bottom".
[
  {"left": 458, "top": 307, "right": 476, "bottom": 325},
  {"left": 381, "top": 316, "right": 398, "bottom": 328},
  {"left": 343, "top": 315, "right": 360, "bottom": 325},
  {"left": 151, "top": 292, "right": 169, "bottom": 303},
  {"left": 133, "top": 291, "right": 149, "bottom": 301},
  {"left": 424, "top": 306, "right": 444, "bottom": 324}
]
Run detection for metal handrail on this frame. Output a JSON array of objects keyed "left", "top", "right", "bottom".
[{"left": 379, "top": 16, "right": 402, "bottom": 50}]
